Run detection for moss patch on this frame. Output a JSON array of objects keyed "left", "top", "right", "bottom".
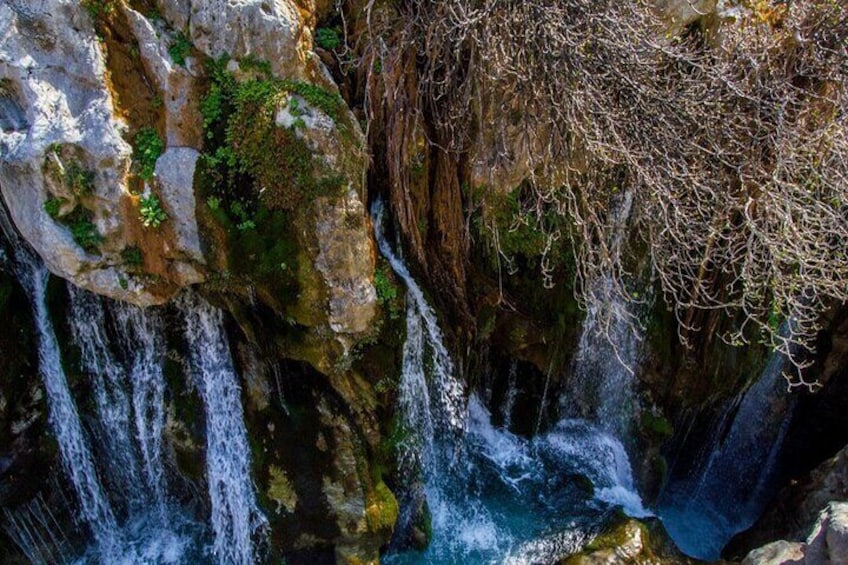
[
  {"left": 365, "top": 480, "right": 398, "bottom": 533},
  {"left": 268, "top": 464, "right": 298, "bottom": 514}
]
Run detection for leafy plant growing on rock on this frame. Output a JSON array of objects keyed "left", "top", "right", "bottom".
[
  {"left": 139, "top": 194, "right": 167, "bottom": 228},
  {"left": 67, "top": 209, "right": 102, "bottom": 253},
  {"left": 168, "top": 31, "right": 193, "bottom": 66},
  {"left": 133, "top": 127, "right": 164, "bottom": 182},
  {"left": 43, "top": 198, "right": 64, "bottom": 219},
  {"left": 63, "top": 161, "right": 95, "bottom": 195}
]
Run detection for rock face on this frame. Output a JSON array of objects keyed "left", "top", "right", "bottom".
[
  {"left": 743, "top": 503, "right": 848, "bottom": 565},
  {"left": 1, "top": 0, "right": 385, "bottom": 561},
  {"left": 189, "top": 0, "right": 312, "bottom": 80},
  {"left": 728, "top": 445, "right": 848, "bottom": 558},
  {"left": 0, "top": 0, "right": 207, "bottom": 305}
]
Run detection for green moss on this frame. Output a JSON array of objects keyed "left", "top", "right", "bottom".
[
  {"left": 66, "top": 208, "right": 102, "bottom": 254},
  {"left": 200, "top": 57, "right": 348, "bottom": 213},
  {"left": 315, "top": 28, "right": 341, "bottom": 51},
  {"left": 121, "top": 246, "right": 143, "bottom": 267},
  {"left": 366, "top": 480, "right": 399, "bottom": 532},
  {"left": 82, "top": 0, "right": 115, "bottom": 20},
  {"left": 133, "top": 127, "right": 164, "bottom": 182},
  {"left": 43, "top": 197, "right": 64, "bottom": 219},
  {"left": 267, "top": 464, "right": 298, "bottom": 514},
  {"left": 640, "top": 412, "right": 673, "bottom": 440}
]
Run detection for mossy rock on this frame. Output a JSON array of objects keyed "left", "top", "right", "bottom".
[{"left": 365, "top": 480, "right": 398, "bottom": 534}]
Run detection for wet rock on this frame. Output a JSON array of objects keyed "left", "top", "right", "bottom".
[
  {"left": 743, "top": 541, "right": 806, "bottom": 565},
  {"left": 742, "top": 502, "right": 848, "bottom": 565},
  {"left": 728, "top": 445, "right": 848, "bottom": 557}
]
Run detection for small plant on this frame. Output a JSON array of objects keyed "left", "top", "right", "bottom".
[
  {"left": 139, "top": 194, "right": 167, "bottom": 228},
  {"left": 315, "top": 28, "right": 341, "bottom": 51},
  {"left": 168, "top": 32, "right": 192, "bottom": 66},
  {"left": 374, "top": 266, "right": 397, "bottom": 303},
  {"left": 206, "top": 195, "right": 221, "bottom": 210},
  {"left": 229, "top": 200, "right": 255, "bottom": 231},
  {"left": 44, "top": 198, "right": 64, "bottom": 219},
  {"left": 82, "top": 0, "right": 114, "bottom": 20},
  {"left": 133, "top": 127, "right": 164, "bottom": 182},
  {"left": 121, "top": 246, "right": 144, "bottom": 267},
  {"left": 67, "top": 211, "right": 102, "bottom": 253}
]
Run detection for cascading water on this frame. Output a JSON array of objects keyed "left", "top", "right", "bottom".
[
  {"left": 561, "top": 189, "right": 640, "bottom": 440},
  {"left": 373, "top": 200, "right": 640, "bottom": 564},
  {"left": 0, "top": 217, "right": 120, "bottom": 557},
  {"left": 112, "top": 302, "right": 168, "bottom": 516},
  {"left": 561, "top": 287, "right": 641, "bottom": 440},
  {"left": 68, "top": 286, "right": 145, "bottom": 508},
  {"left": 178, "top": 293, "right": 267, "bottom": 565},
  {"left": 658, "top": 347, "right": 797, "bottom": 560}
]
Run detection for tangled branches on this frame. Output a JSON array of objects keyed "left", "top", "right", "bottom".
[{"left": 358, "top": 0, "right": 848, "bottom": 386}]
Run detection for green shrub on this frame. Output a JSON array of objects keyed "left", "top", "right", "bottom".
[
  {"left": 133, "top": 127, "right": 164, "bottom": 181},
  {"left": 82, "top": 0, "right": 114, "bottom": 20},
  {"left": 167, "top": 31, "right": 192, "bottom": 66},
  {"left": 315, "top": 28, "right": 341, "bottom": 51},
  {"left": 139, "top": 194, "right": 167, "bottom": 228}
]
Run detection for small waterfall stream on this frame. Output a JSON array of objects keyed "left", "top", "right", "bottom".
[
  {"left": 178, "top": 293, "right": 268, "bottom": 565},
  {"left": 1, "top": 232, "right": 121, "bottom": 557},
  {"left": 68, "top": 286, "right": 145, "bottom": 509},
  {"left": 658, "top": 347, "right": 796, "bottom": 560},
  {"left": 373, "top": 200, "right": 643, "bottom": 564},
  {"left": 113, "top": 302, "right": 169, "bottom": 517}
]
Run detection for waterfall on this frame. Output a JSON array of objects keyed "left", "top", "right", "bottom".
[
  {"left": 374, "top": 200, "right": 610, "bottom": 564},
  {"left": 178, "top": 293, "right": 267, "bottom": 565},
  {"left": 0, "top": 229, "right": 120, "bottom": 556},
  {"left": 113, "top": 302, "right": 168, "bottom": 516},
  {"left": 372, "top": 200, "right": 466, "bottom": 443},
  {"left": 562, "top": 287, "right": 640, "bottom": 440},
  {"left": 68, "top": 286, "right": 145, "bottom": 508},
  {"left": 658, "top": 344, "right": 796, "bottom": 560}
]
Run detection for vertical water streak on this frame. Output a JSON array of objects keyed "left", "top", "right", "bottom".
[
  {"left": 562, "top": 286, "right": 641, "bottom": 440},
  {"left": 1, "top": 238, "right": 119, "bottom": 555},
  {"left": 178, "top": 293, "right": 267, "bottom": 565},
  {"left": 371, "top": 199, "right": 466, "bottom": 440},
  {"left": 560, "top": 190, "right": 641, "bottom": 440},
  {"left": 113, "top": 301, "right": 169, "bottom": 516},
  {"left": 68, "top": 285, "right": 143, "bottom": 507},
  {"left": 501, "top": 360, "right": 518, "bottom": 430},
  {"left": 658, "top": 344, "right": 797, "bottom": 560}
]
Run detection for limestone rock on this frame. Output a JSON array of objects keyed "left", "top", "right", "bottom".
[
  {"left": 314, "top": 188, "right": 378, "bottom": 337},
  {"left": 742, "top": 541, "right": 806, "bottom": 565},
  {"left": 189, "top": 0, "right": 311, "bottom": 80},
  {"left": 0, "top": 0, "right": 205, "bottom": 305},
  {"left": 742, "top": 502, "right": 848, "bottom": 565}
]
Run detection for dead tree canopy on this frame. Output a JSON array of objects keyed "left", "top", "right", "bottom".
[{"left": 358, "top": 0, "right": 848, "bottom": 386}]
